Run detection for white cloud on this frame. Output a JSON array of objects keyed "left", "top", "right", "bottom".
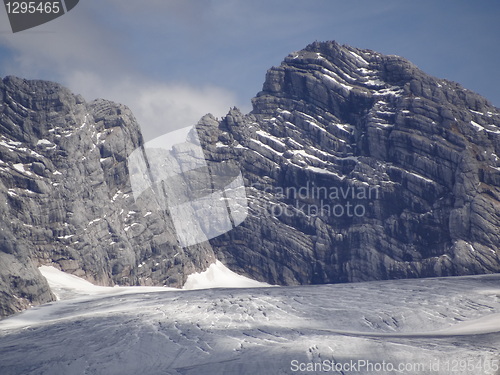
[
  {"left": 0, "top": 2, "right": 239, "bottom": 141},
  {"left": 133, "top": 83, "right": 236, "bottom": 140},
  {"left": 66, "top": 71, "right": 237, "bottom": 141}
]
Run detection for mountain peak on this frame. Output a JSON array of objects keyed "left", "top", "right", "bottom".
[{"left": 214, "top": 40, "right": 500, "bottom": 286}]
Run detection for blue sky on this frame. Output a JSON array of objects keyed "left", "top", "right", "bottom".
[{"left": 0, "top": 0, "right": 499, "bottom": 140}]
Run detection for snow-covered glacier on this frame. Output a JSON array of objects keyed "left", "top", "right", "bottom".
[{"left": 1, "top": 267, "right": 499, "bottom": 375}]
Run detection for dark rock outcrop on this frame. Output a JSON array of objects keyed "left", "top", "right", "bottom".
[{"left": 1, "top": 40, "right": 499, "bottom": 318}]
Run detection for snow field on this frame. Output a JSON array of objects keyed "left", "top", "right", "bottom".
[{"left": 1, "top": 269, "right": 500, "bottom": 374}]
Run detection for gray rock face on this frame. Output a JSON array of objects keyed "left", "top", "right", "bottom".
[
  {"left": 198, "top": 41, "right": 500, "bottom": 285},
  {"left": 0, "top": 76, "right": 215, "bottom": 318},
  {"left": 1, "top": 40, "right": 499, "bottom": 318}
]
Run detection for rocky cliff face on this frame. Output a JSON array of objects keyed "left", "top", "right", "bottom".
[
  {"left": 1, "top": 41, "right": 499, "bottom": 318},
  {"left": 0, "top": 77, "right": 215, "bottom": 318},
  {"left": 199, "top": 41, "right": 500, "bottom": 285}
]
